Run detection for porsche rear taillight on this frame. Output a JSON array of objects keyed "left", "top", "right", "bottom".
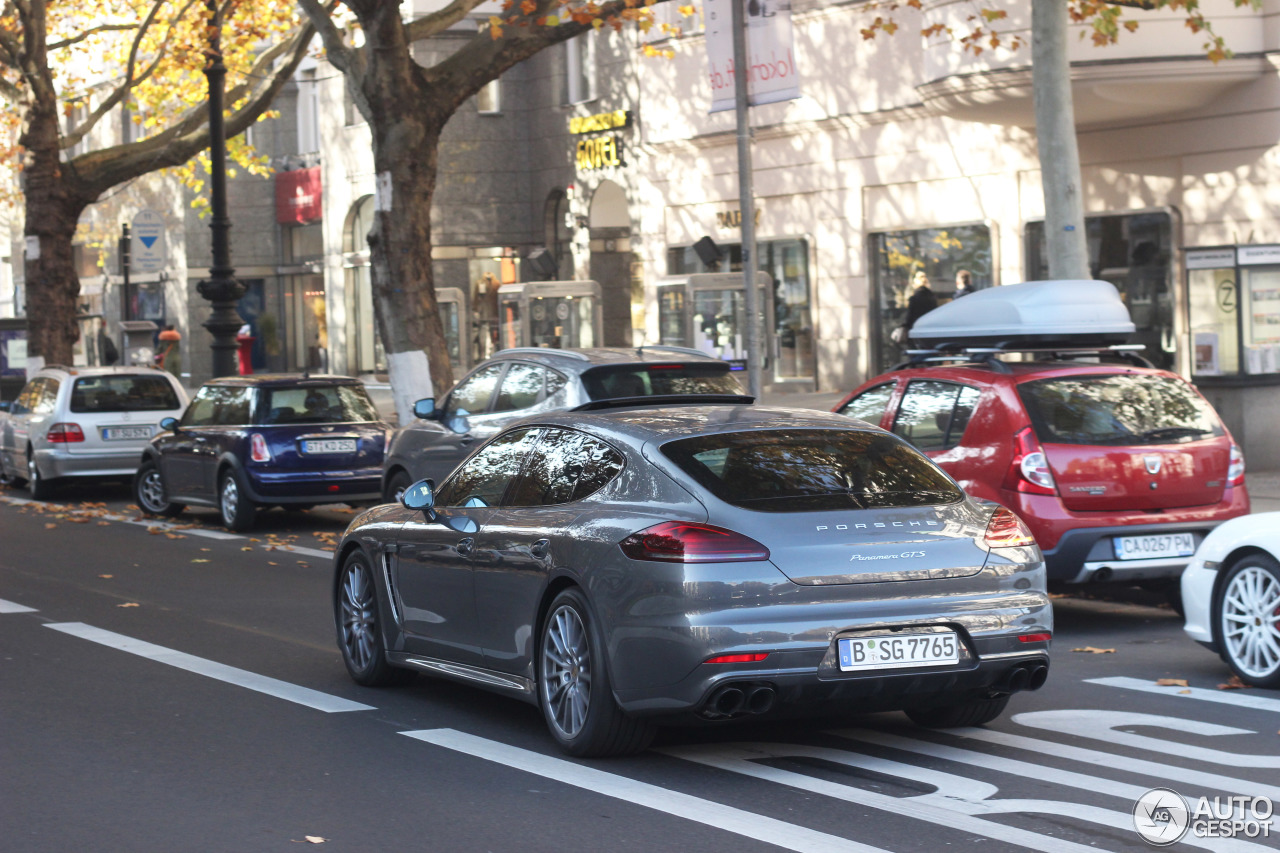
[
  {"left": 47, "top": 423, "right": 85, "bottom": 443},
  {"left": 984, "top": 507, "right": 1036, "bottom": 549},
  {"left": 1228, "top": 443, "right": 1245, "bottom": 487},
  {"left": 250, "top": 433, "right": 271, "bottom": 463},
  {"left": 1005, "top": 426, "right": 1056, "bottom": 496},
  {"left": 620, "top": 521, "right": 770, "bottom": 563}
]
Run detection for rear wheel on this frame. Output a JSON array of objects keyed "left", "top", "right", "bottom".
[
  {"left": 1216, "top": 554, "right": 1280, "bottom": 688},
  {"left": 905, "top": 695, "right": 1010, "bottom": 728},
  {"left": 538, "top": 588, "right": 654, "bottom": 757},
  {"left": 384, "top": 470, "right": 412, "bottom": 504},
  {"left": 218, "top": 468, "right": 256, "bottom": 532},
  {"left": 134, "top": 460, "right": 184, "bottom": 517},
  {"left": 336, "top": 551, "right": 413, "bottom": 686},
  {"left": 26, "top": 449, "right": 53, "bottom": 501}
]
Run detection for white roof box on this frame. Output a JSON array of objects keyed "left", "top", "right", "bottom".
[{"left": 909, "top": 279, "right": 1135, "bottom": 349}]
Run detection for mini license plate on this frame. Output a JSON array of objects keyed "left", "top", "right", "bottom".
[
  {"left": 101, "top": 426, "right": 152, "bottom": 441},
  {"left": 838, "top": 632, "right": 960, "bottom": 672},
  {"left": 303, "top": 438, "right": 357, "bottom": 454},
  {"left": 1113, "top": 532, "right": 1196, "bottom": 561}
]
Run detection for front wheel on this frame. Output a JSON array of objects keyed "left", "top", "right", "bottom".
[
  {"left": 134, "top": 460, "right": 184, "bottom": 517},
  {"left": 26, "top": 449, "right": 53, "bottom": 501},
  {"left": 218, "top": 468, "right": 256, "bottom": 532},
  {"left": 538, "top": 588, "right": 653, "bottom": 757},
  {"left": 905, "top": 695, "right": 1010, "bottom": 728},
  {"left": 1216, "top": 554, "right": 1280, "bottom": 688},
  {"left": 336, "top": 551, "right": 414, "bottom": 686}
]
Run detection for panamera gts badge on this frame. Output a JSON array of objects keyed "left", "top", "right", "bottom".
[{"left": 1144, "top": 455, "right": 1162, "bottom": 475}]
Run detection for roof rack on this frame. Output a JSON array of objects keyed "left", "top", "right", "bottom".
[
  {"left": 571, "top": 393, "right": 756, "bottom": 412},
  {"left": 892, "top": 344, "right": 1153, "bottom": 374},
  {"left": 496, "top": 347, "right": 591, "bottom": 361}
]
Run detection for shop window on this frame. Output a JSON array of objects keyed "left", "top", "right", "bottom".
[
  {"left": 1025, "top": 212, "right": 1174, "bottom": 371},
  {"left": 666, "top": 238, "right": 813, "bottom": 381},
  {"left": 1187, "top": 246, "right": 1280, "bottom": 377},
  {"left": 869, "top": 225, "right": 993, "bottom": 373}
]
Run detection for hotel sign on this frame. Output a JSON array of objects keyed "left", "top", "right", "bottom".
[{"left": 571, "top": 110, "right": 630, "bottom": 171}]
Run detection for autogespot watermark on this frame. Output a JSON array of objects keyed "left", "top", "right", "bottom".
[{"left": 1133, "top": 788, "right": 1274, "bottom": 845}]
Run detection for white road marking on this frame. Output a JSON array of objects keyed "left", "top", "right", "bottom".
[
  {"left": 0, "top": 598, "right": 36, "bottom": 613},
  {"left": 282, "top": 546, "right": 332, "bottom": 560},
  {"left": 952, "top": 722, "right": 1280, "bottom": 800},
  {"left": 179, "top": 528, "right": 243, "bottom": 541},
  {"left": 403, "top": 728, "right": 889, "bottom": 853},
  {"left": 1089, "top": 675, "right": 1280, "bottom": 713},
  {"left": 831, "top": 729, "right": 1274, "bottom": 849},
  {"left": 45, "top": 622, "right": 372, "bottom": 713},
  {"left": 1014, "top": 710, "right": 1280, "bottom": 769},
  {"left": 665, "top": 741, "right": 1118, "bottom": 853}
]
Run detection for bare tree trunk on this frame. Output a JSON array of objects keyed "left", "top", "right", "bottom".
[{"left": 1031, "top": 0, "right": 1089, "bottom": 280}]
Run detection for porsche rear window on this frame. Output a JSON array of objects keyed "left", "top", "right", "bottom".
[
  {"left": 1018, "top": 374, "right": 1225, "bottom": 446},
  {"left": 661, "top": 429, "right": 962, "bottom": 512}
]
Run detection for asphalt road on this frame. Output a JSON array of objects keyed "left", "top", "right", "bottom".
[{"left": 2, "top": 482, "right": 1278, "bottom": 853}]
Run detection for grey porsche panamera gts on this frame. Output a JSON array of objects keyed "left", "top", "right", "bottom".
[{"left": 332, "top": 400, "right": 1052, "bottom": 757}]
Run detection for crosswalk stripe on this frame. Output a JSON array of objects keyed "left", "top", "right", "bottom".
[
  {"left": 0, "top": 598, "right": 36, "bottom": 613},
  {"left": 403, "top": 728, "right": 889, "bottom": 853},
  {"left": 1088, "top": 675, "right": 1280, "bottom": 713},
  {"left": 44, "top": 622, "right": 373, "bottom": 714}
]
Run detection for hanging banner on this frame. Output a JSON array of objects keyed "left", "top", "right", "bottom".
[{"left": 705, "top": 0, "right": 800, "bottom": 113}]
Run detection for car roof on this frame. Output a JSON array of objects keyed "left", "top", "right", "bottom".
[
  {"left": 488, "top": 346, "right": 726, "bottom": 370},
  {"left": 202, "top": 373, "right": 365, "bottom": 388},
  {"left": 529, "top": 404, "right": 876, "bottom": 444},
  {"left": 37, "top": 365, "right": 179, "bottom": 380},
  {"left": 865, "top": 358, "right": 1179, "bottom": 389}
]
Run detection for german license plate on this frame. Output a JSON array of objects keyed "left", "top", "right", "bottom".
[
  {"left": 101, "top": 426, "right": 152, "bottom": 441},
  {"left": 838, "top": 631, "right": 959, "bottom": 672},
  {"left": 303, "top": 438, "right": 356, "bottom": 454},
  {"left": 1113, "top": 533, "right": 1195, "bottom": 561}
]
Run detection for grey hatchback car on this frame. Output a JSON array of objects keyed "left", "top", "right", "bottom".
[
  {"left": 380, "top": 346, "right": 745, "bottom": 502},
  {"left": 334, "top": 403, "right": 1052, "bottom": 757}
]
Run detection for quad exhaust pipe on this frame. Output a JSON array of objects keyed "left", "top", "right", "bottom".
[{"left": 703, "top": 682, "right": 777, "bottom": 720}]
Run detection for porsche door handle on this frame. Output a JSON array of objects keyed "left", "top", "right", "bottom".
[
  {"left": 455, "top": 537, "right": 475, "bottom": 556},
  {"left": 458, "top": 437, "right": 475, "bottom": 447},
  {"left": 530, "top": 539, "right": 551, "bottom": 560}
]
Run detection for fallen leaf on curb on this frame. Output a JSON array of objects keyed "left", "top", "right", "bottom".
[
  {"left": 297, "top": 561, "right": 309, "bottom": 567},
  {"left": 44, "top": 523, "right": 57, "bottom": 529},
  {"left": 1179, "top": 689, "right": 1192, "bottom": 694},
  {"left": 118, "top": 602, "right": 139, "bottom": 608},
  {"left": 97, "top": 521, "right": 110, "bottom": 527},
  {"left": 99, "top": 574, "right": 113, "bottom": 579},
  {"left": 1156, "top": 678, "right": 1189, "bottom": 687},
  {"left": 200, "top": 548, "right": 211, "bottom": 552},
  {"left": 1218, "top": 676, "right": 1248, "bottom": 690},
  {"left": 1072, "top": 647, "right": 1116, "bottom": 654},
  {"left": 147, "top": 527, "right": 162, "bottom": 535},
  {"left": 191, "top": 559, "right": 210, "bottom": 563}
]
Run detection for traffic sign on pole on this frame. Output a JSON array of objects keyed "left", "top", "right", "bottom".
[{"left": 131, "top": 210, "right": 166, "bottom": 273}]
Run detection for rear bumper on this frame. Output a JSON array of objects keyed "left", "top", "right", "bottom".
[
  {"left": 244, "top": 466, "right": 383, "bottom": 504},
  {"left": 35, "top": 446, "right": 145, "bottom": 479},
  {"left": 1008, "top": 487, "right": 1250, "bottom": 583}
]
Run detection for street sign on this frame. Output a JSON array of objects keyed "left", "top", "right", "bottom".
[{"left": 131, "top": 209, "right": 166, "bottom": 273}]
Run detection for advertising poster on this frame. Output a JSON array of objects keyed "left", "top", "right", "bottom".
[{"left": 705, "top": 0, "right": 800, "bottom": 113}]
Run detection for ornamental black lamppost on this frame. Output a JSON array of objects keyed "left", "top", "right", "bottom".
[{"left": 196, "top": 0, "right": 245, "bottom": 378}]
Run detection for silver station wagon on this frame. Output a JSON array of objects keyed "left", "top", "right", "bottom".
[
  {"left": 334, "top": 402, "right": 1053, "bottom": 757},
  {"left": 0, "top": 365, "right": 188, "bottom": 500}
]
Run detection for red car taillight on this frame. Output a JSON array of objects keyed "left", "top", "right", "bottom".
[
  {"left": 250, "top": 433, "right": 271, "bottom": 462},
  {"left": 46, "top": 423, "right": 85, "bottom": 443},
  {"left": 619, "top": 521, "right": 770, "bottom": 563},
  {"left": 1005, "top": 426, "right": 1056, "bottom": 495},
  {"left": 984, "top": 506, "right": 1037, "bottom": 549},
  {"left": 1228, "top": 443, "right": 1245, "bottom": 487}
]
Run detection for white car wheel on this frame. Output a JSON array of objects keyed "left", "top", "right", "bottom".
[{"left": 1217, "top": 555, "right": 1280, "bottom": 688}]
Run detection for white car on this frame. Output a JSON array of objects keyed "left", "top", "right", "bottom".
[
  {"left": 1182, "top": 512, "right": 1280, "bottom": 688},
  {"left": 0, "top": 365, "right": 188, "bottom": 500}
]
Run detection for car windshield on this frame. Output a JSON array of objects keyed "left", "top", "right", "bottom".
[
  {"left": 70, "top": 375, "right": 180, "bottom": 413},
  {"left": 580, "top": 363, "right": 743, "bottom": 400},
  {"left": 260, "top": 385, "right": 381, "bottom": 424},
  {"left": 661, "top": 428, "right": 963, "bottom": 512},
  {"left": 1018, "top": 373, "right": 1225, "bottom": 446}
]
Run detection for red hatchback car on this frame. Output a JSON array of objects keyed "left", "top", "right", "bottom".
[{"left": 834, "top": 355, "right": 1250, "bottom": 593}]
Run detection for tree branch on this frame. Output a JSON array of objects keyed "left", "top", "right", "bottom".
[
  {"left": 298, "top": 0, "right": 360, "bottom": 78},
  {"left": 48, "top": 22, "right": 138, "bottom": 51},
  {"left": 405, "top": 0, "right": 491, "bottom": 42}
]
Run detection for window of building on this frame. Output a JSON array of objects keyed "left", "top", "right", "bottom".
[
  {"left": 1187, "top": 246, "right": 1280, "bottom": 377},
  {"left": 665, "top": 238, "right": 813, "bottom": 381},
  {"left": 477, "top": 77, "right": 501, "bottom": 114},
  {"left": 869, "top": 224, "right": 993, "bottom": 374},
  {"left": 1025, "top": 212, "right": 1174, "bottom": 371},
  {"left": 563, "top": 33, "right": 596, "bottom": 105},
  {"left": 63, "top": 101, "right": 89, "bottom": 158},
  {"left": 296, "top": 68, "right": 320, "bottom": 154}
]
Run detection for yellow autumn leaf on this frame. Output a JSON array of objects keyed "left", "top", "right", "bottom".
[
  {"left": 1155, "top": 678, "right": 1189, "bottom": 687},
  {"left": 1071, "top": 646, "right": 1116, "bottom": 654}
]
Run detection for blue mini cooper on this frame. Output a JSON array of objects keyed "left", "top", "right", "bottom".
[{"left": 134, "top": 375, "right": 391, "bottom": 531}]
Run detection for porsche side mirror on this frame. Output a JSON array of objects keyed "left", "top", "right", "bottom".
[
  {"left": 413, "top": 398, "right": 437, "bottom": 420},
  {"left": 402, "top": 478, "right": 437, "bottom": 519},
  {"left": 159, "top": 417, "right": 179, "bottom": 432}
]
